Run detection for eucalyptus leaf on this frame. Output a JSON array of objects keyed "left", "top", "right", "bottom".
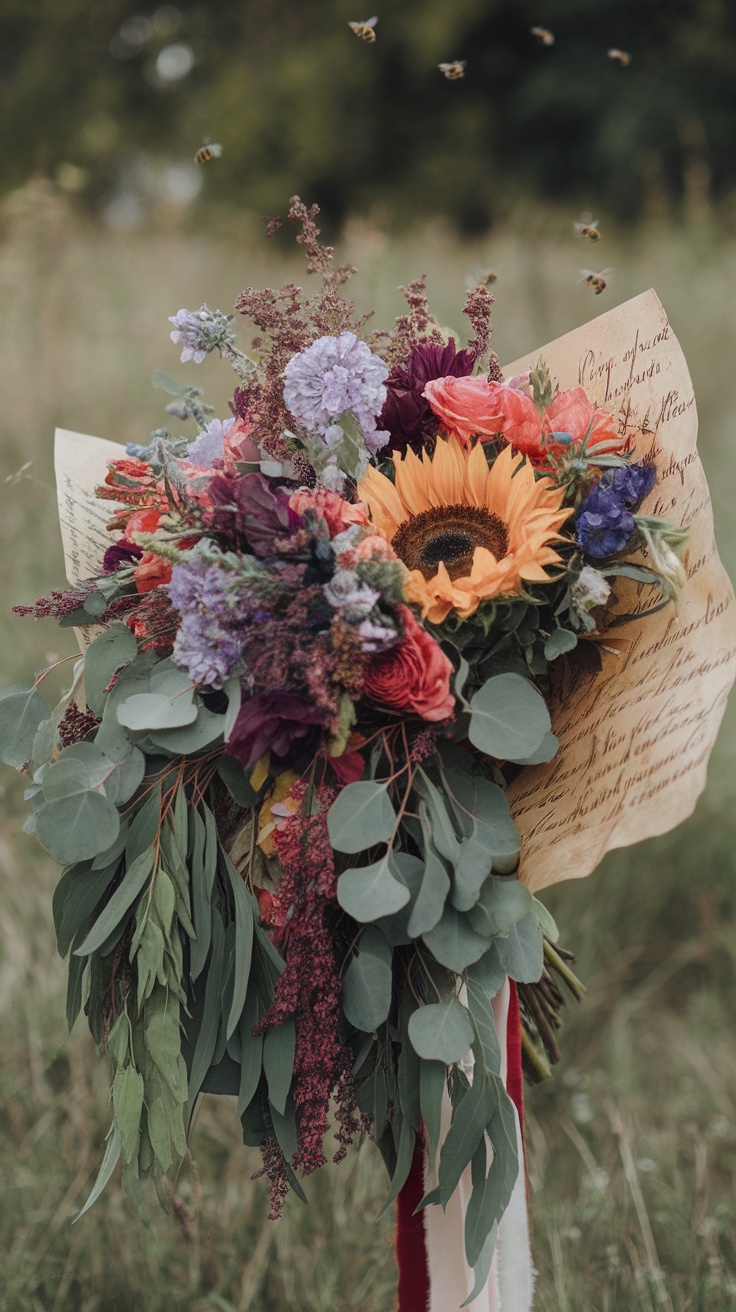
[
  {"left": 422, "top": 903, "right": 488, "bottom": 973},
  {"left": 117, "top": 689, "right": 197, "bottom": 732},
  {"left": 374, "top": 852, "right": 424, "bottom": 946},
  {"left": 377, "top": 1112, "right": 415, "bottom": 1218},
  {"left": 495, "top": 911, "right": 543, "bottom": 983},
  {"left": 467, "top": 877, "right": 533, "bottom": 939},
  {"left": 56, "top": 863, "right": 119, "bottom": 958},
  {"left": 0, "top": 682, "right": 51, "bottom": 769},
  {"left": 513, "top": 730, "right": 559, "bottom": 766},
  {"left": 74, "top": 847, "right": 155, "bottom": 956},
  {"left": 397, "top": 992, "right": 421, "bottom": 1131},
  {"left": 327, "top": 781, "right": 396, "bottom": 854},
  {"left": 237, "top": 988, "right": 264, "bottom": 1117},
  {"left": 543, "top": 628, "right": 578, "bottom": 661},
  {"left": 84, "top": 624, "right": 138, "bottom": 716},
  {"left": 187, "top": 916, "right": 225, "bottom": 1103},
  {"left": 263, "top": 1016, "right": 296, "bottom": 1117},
  {"left": 419, "top": 1058, "right": 446, "bottom": 1167},
  {"left": 408, "top": 1000, "right": 474, "bottom": 1064},
  {"left": 407, "top": 805, "right": 451, "bottom": 938},
  {"left": 113, "top": 1065, "right": 145, "bottom": 1165},
  {"left": 532, "top": 895, "right": 559, "bottom": 942},
  {"left": 337, "top": 853, "right": 410, "bottom": 923},
  {"left": 342, "top": 926, "right": 393, "bottom": 1032},
  {"left": 468, "top": 673, "right": 551, "bottom": 763},
  {"left": 36, "top": 789, "right": 121, "bottom": 866},
  {"left": 223, "top": 856, "right": 255, "bottom": 1039},
  {"left": 438, "top": 1074, "right": 495, "bottom": 1206},
  {"left": 73, "top": 1125, "right": 122, "bottom": 1222}
]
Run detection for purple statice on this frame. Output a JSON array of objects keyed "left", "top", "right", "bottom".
[
  {"left": 283, "top": 332, "right": 390, "bottom": 454},
  {"left": 381, "top": 337, "right": 476, "bottom": 456},
  {"left": 226, "top": 691, "right": 326, "bottom": 771},
  {"left": 169, "top": 305, "right": 237, "bottom": 364},
  {"left": 168, "top": 556, "right": 245, "bottom": 687},
  {"left": 206, "top": 473, "right": 292, "bottom": 555},
  {"left": 173, "top": 612, "right": 244, "bottom": 687},
  {"left": 576, "top": 462, "right": 654, "bottom": 561},
  {"left": 187, "top": 417, "right": 235, "bottom": 467}
]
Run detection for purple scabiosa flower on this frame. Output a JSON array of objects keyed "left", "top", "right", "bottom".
[
  {"left": 380, "top": 337, "right": 476, "bottom": 456},
  {"left": 187, "top": 417, "right": 235, "bottom": 467},
  {"left": 226, "top": 692, "right": 326, "bottom": 772},
  {"left": 102, "top": 540, "right": 144, "bottom": 573},
  {"left": 206, "top": 473, "right": 292, "bottom": 555},
  {"left": 169, "top": 305, "right": 237, "bottom": 364},
  {"left": 283, "top": 332, "right": 390, "bottom": 454}
]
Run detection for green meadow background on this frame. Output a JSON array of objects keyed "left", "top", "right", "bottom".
[{"left": 2, "top": 1, "right": 736, "bottom": 1308}]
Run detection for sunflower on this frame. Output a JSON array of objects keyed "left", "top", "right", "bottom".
[{"left": 358, "top": 437, "right": 571, "bottom": 624}]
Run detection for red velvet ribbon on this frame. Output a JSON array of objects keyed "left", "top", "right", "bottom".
[{"left": 395, "top": 984, "right": 525, "bottom": 1311}]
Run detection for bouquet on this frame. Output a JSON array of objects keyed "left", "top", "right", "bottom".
[{"left": 4, "top": 199, "right": 734, "bottom": 1310}]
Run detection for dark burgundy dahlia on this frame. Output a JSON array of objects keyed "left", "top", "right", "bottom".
[
  {"left": 380, "top": 337, "right": 476, "bottom": 456},
  {"left": 226, "top": 691, "right": 325, "bottom": 772}
]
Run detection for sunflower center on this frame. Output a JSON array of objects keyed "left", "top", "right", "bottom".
[{"left": 392, "top": 504, "right": 509, "bottom": 581}]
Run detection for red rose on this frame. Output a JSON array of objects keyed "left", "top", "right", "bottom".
[{"left": 363, "top": 607, "right": 455, "bottom": 722}]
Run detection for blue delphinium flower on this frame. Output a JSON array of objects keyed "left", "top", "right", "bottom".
[
  {"left": 576, "top": 462, "right": 655, "bottom": 560},
  {"left": 283, "top": 332, "right": 390, "bottom": 454}
]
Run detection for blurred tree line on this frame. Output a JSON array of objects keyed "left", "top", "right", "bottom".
[{"left": 2, "top": 0, "right": 736, "bottom": 231}]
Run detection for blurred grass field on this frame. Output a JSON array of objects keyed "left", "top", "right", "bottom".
[{"left": 1, "top": 181, "right": 736, "bottom": 1311}]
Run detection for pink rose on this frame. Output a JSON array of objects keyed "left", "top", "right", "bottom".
[
  {"left": 424, "top": 376, "right": 541, "bottom": 450},
  {"left": 363, "top": 607, "right": 455, "bottom": 722},
  {"left": 289, "top": 487, "right": 368, "bottom": 538},
  {"left": 541, "top": 387, "right": 625, "bottom": 460},
  {"left": 223, "top": 416, "right": 261, "bottom": 474}
]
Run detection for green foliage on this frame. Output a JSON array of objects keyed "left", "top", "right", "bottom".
[
  {"left": 468, "top": 672, "right": 552, "bottom": 763},
  {"left": 327, "top": 780, "right": 396, "bottom": 854},
  {"left": 0, "top": 682, "right": 50, "bottom": 768},
  {"left": 408, "top": 1000, "right": 475, "bottom": 1063},
  {"left": 342, "top": 926, "right": 393, "bottom": 1033}
]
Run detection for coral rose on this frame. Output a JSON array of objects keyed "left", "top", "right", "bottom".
[
  {"left": 540, "top": 387, "right": 625, "bottom": 461},
  {"left": 424, "top": 376, "right": 541, "bottom": 451},
  {"left": 134, "top": 552, "right": 172, "bottom": 594},
  {"left": 363, "top": 607, "right": 455, "bottom": 722}
]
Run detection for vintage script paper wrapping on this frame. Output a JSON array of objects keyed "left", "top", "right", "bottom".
[
  {"left": 503, "top": 290, "right": 736, "bottom": 891},
  {"left": 55, "top": 428, "right": 124, "bottom": 584}
]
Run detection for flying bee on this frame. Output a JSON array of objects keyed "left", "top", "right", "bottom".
[
  {"left": 465, "top": 268, "right": 498, "bottom": 290},
  {"left": 580, "top": 268, "right": 613, "bottom": 294},
  {"left": 438, "top": 60, "right": 466, "bottom": 79},
  {"left": 608, "top": 47, "right": 631, "bottom": 66},
  {"left": 530, "top": 25, "right": 555, "bottom": 46},
  {"left": 194, "top": 140, "right": 223, "bottom": 165},
  {"left": 348, "top": 16, "right": 378, "bottom": 41},
  {"left": 574, "top": 212, "right": 602, "bottom": 242}
]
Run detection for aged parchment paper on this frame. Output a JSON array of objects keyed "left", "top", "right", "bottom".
[{"left": 503, "top": 290, "right": 736, "bottom": 891}]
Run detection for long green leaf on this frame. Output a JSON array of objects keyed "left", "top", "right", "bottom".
[
  {"left": 73, "top": 1125, "right": 122, "bottom": 1222},
  {"left": 377, "top": 1111, "right": 415, "bottom": 1218},
  {"left": 224, "top": 855, "right": 255, "bottom": 1039},
  {"left": 263, "top": 1016, "right": 296, "bottom": 1117},
  {"left": 438, "top": 1074, "right": 495, "bottom": 1206},
  {"left": 187, "top": 915, "right": 225, "bottom": 1103},
  {"left": 74, "top": 847, "right": 155, "bottom": 956}
]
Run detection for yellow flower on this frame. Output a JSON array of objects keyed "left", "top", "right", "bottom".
[{"left": 358, "top": 437, "right": 570, "bottom": 624}]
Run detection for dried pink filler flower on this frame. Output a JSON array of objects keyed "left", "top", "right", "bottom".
[{"left": 233, "top": 198, "right": 369, "bottom": 457}]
